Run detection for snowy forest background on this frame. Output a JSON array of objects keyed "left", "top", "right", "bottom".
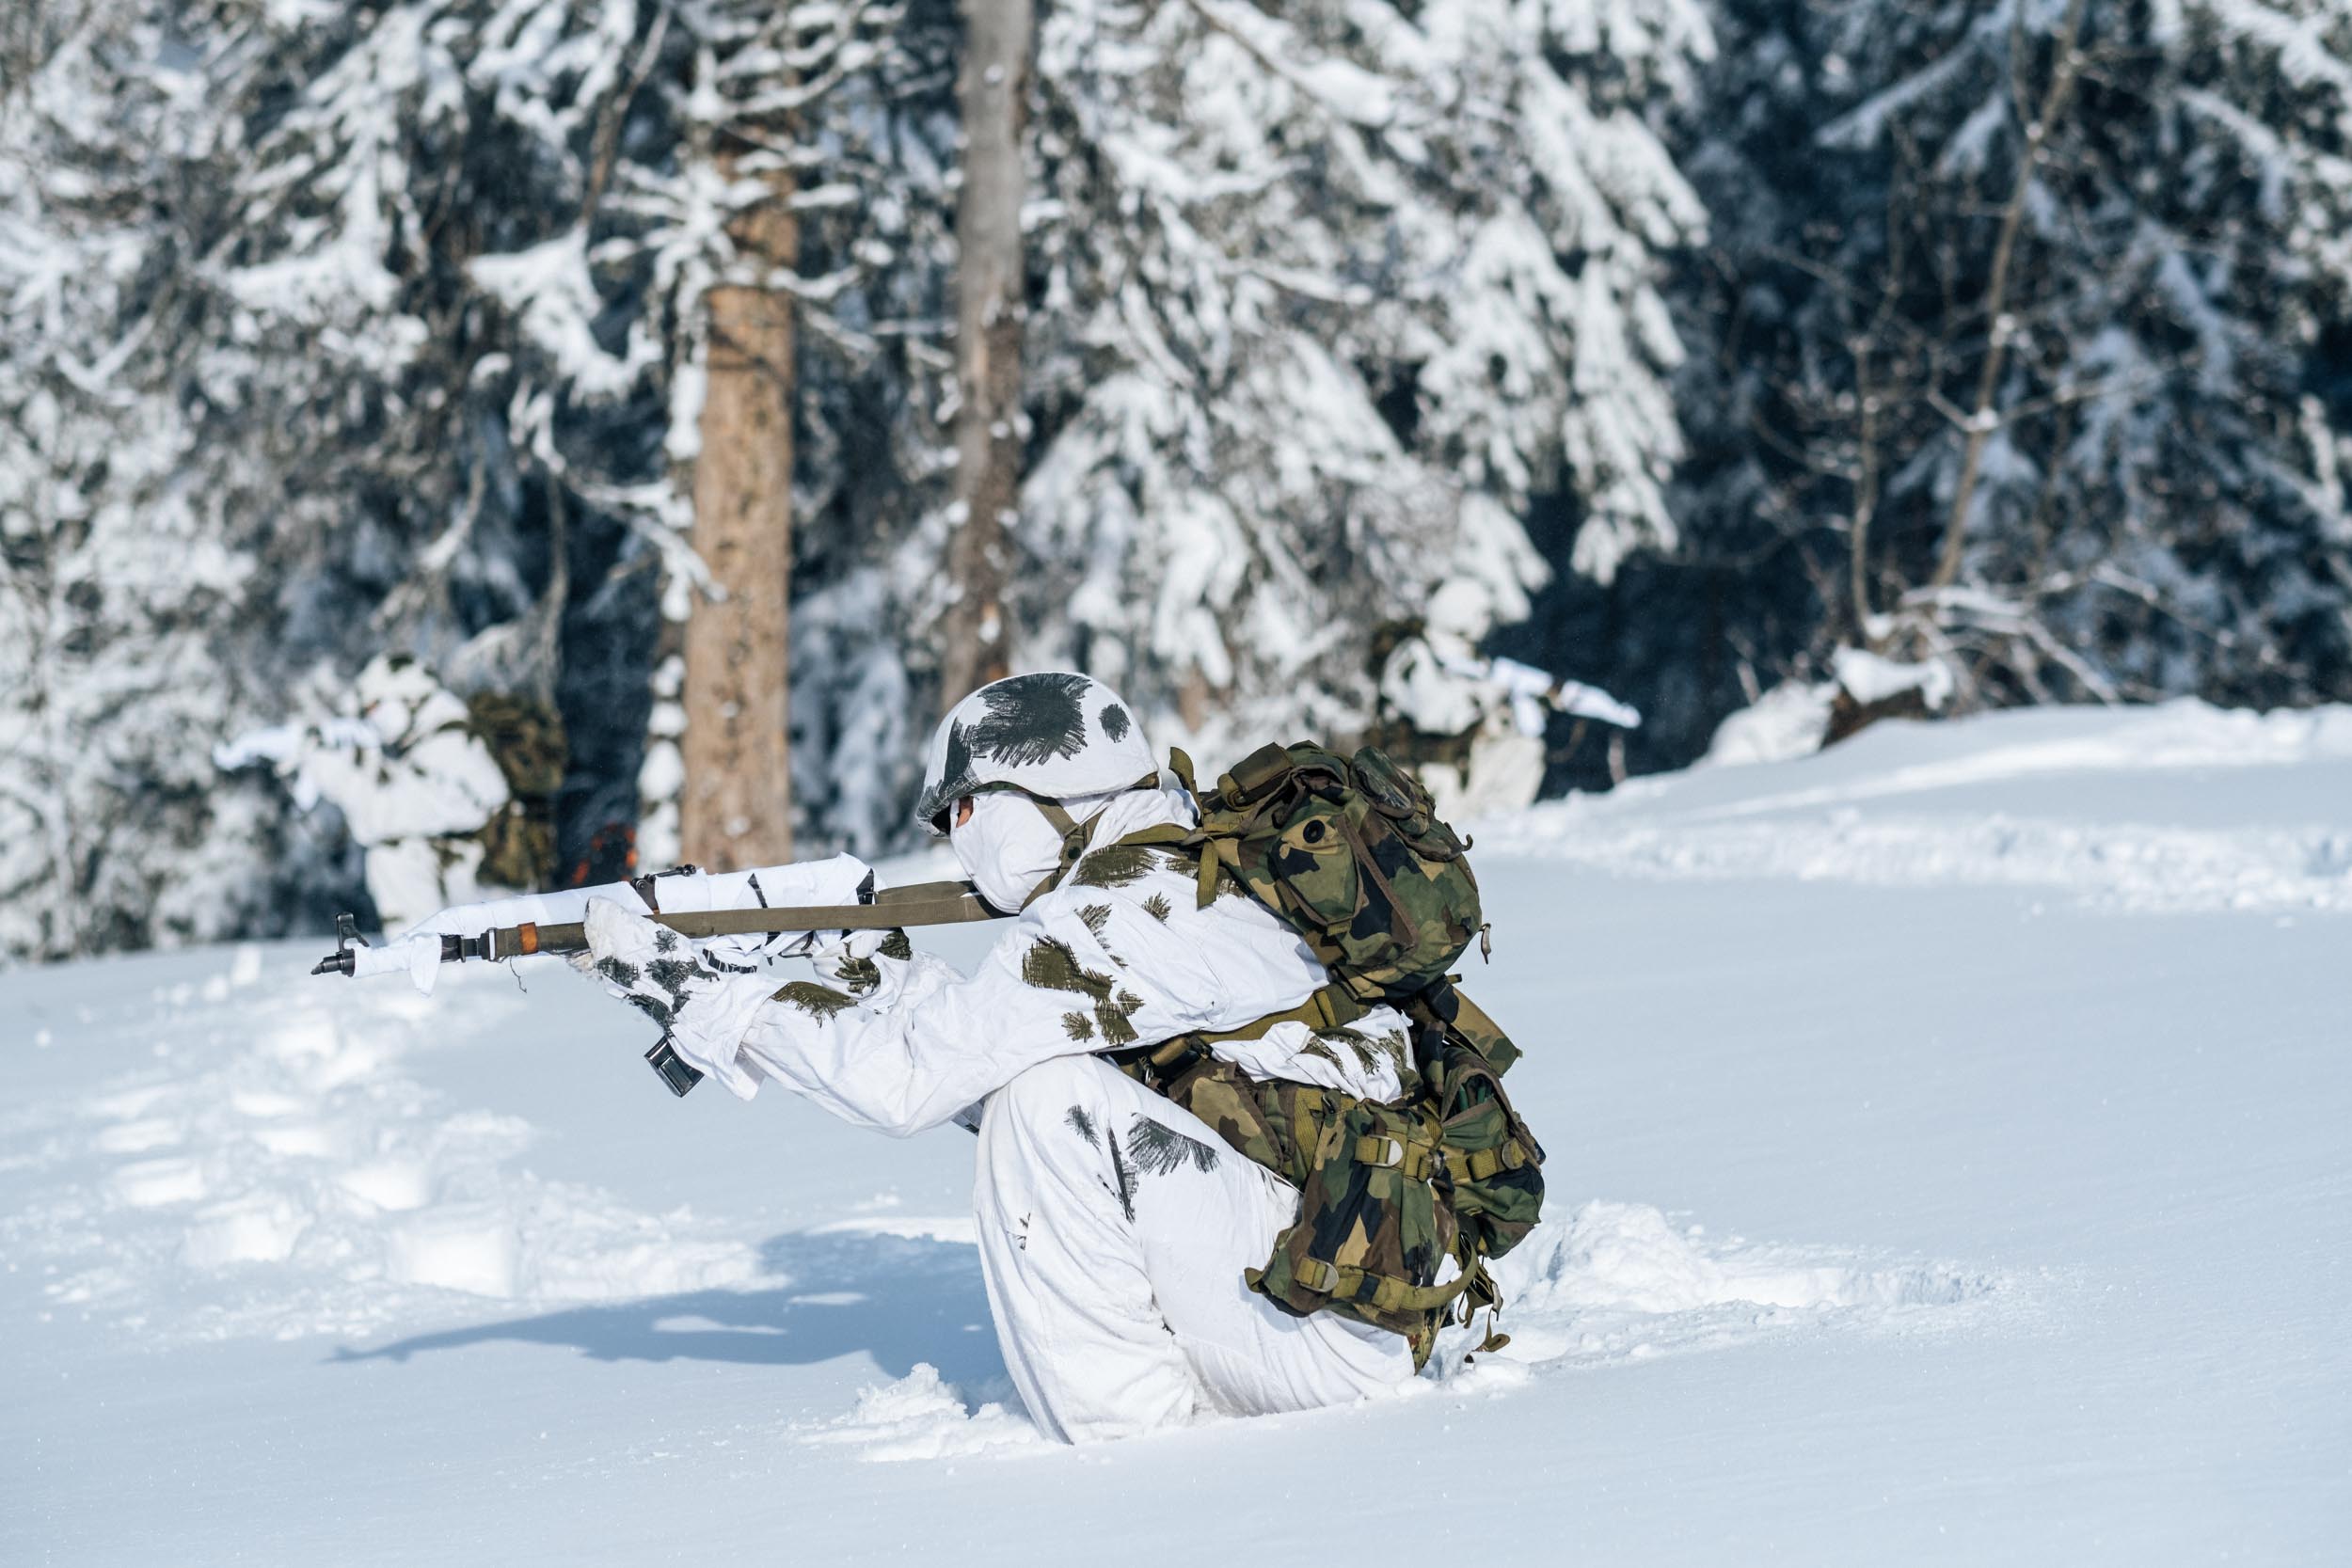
[{"left": 3, "top": 0, "right": 2349, "bottom": 962}]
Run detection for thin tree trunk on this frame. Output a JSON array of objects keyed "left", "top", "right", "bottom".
[
  {"left": 1850, "top": 146, "right": 1914, "bottom": 646},
  {"left": 1931, "top": 0, "right": 2088, "bottom": 593},
  {"left": 681, "top": 145, "right": 798, "bottom": 870},
  {"left": 937, "top": 0, "right": 1032, "bottom": 713},
  {"left": 1851, "top": 344, "right": 1885, "bottom": 641}
]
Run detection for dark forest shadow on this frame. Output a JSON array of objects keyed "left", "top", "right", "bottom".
[{"left": 330, "top": 1228, "right": 1006, "bottom": 1391}]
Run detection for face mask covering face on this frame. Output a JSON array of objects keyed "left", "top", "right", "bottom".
[{"left": 951, "top": 791, "right": 1070, "bottom": 913}]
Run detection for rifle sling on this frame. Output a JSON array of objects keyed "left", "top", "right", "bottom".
[{"left": 485, "top": 881, "right": 1000, "bottom": 960}]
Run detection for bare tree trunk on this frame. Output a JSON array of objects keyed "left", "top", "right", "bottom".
[
  {"left": 681, "top": 145, "right": 798, "bottom": 870},
  {"left": 937, "top": 0, "right": 1033, "bottom": 713},
  {"left": 1931, "top": 0, "right": 2088, "bottom": 593},
  {"left": 1848, "top": 140, "right": 1915, "bottom": 647}
]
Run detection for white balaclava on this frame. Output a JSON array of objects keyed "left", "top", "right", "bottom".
[
  {"left": 951, "top": 792, "right": 1067, "bottom": 913},
  {"left": 949, "top": 786, "right": 1124, "bottom": 913}
]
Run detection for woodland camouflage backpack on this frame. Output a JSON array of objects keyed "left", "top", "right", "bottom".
[{"left": 1097, "top": 741, "right": 1548, "bottom": 1366}]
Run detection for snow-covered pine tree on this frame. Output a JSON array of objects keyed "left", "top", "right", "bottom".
[
  {"left": 1675, "top": 0, "right": 2352, "bottom": 727},
  {"left": 0, "top": 2, "right": 308, "bottom": 959},
  {"left": 1014, "top": 0, "right": 1714, "bottom": 767},
  {"left": 0, "top": 0, "right": 962, "bottom": 958},
  {"left": 227, "top": 0, "right": 964, "bottom": 883}
]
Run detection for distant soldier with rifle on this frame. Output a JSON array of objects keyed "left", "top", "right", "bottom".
[
  {"left": 318, "top": 673, "right": 1546, "bottom": 1443},
  {"left": 1374, "top": 581, "right": 1642, "bottom": 816}
]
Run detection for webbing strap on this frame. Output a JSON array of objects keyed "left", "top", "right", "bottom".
[
  {"left": 1192, "top": 981, "right": 1368, "bottom": 1048},
  {"left": 1291, "top": 1257, "right": 1477, "bottom": 1315},
  {"left": 1195, "top": 839, "right": 1224, "bottom": 908},
  {"left": 1140, "top": 1033, "right": 1209, "bottom": 1075},
  {"left": 1022, "top": 773, "right": 1168, "bottom": 909},
  {"left": 1121, "top": 976, "right": 1366, "bottom": 1093},
  {"left": 1353, "top": 1132, "right": 1438, "bottom": 1181},
  {"left": 487, "top": 880, "right": 998, "bottom": 958},
  {"left": 1455, "top": 1141, "right": 1532, "bottom": 1181},
  {"left": 1165, "top": 747, "right": 1199, "bottom": 795}
]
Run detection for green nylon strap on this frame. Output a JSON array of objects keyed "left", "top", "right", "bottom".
[
  {"left": 1290, "top": 1257, "right": 1477, "bottom": 1315},
  {"left": 1456, "top": 1141, "right": 1531, "bottom": 1181},
  {"left": 934, "top": 776, "right": 1127, "bottom": 912},
  {"left": 1079, "top": 812, "right": 1369, "bottom": 1065},
  {"left": 1102, "top": 822, "right": 1191, "bottom": 851},
  {"left": 1128, "top": 980, "right": 1363, "bottom": 1079},
  {"left": 1141, "top": 1033, "right": 1208, "bottom": 1074},
  {"left": 1194, "top": 842, "right": 1221, "bottom": 908},
  {"left": 1018, "top": 772, "right": 1168, "bottom": 910},
  {"left": 488, "top": 881, "right": 998, "bottom": 958},
  {"left": 1190, "top": 981, "right": 1369, "bottom": 1049},
  {"left": 1165, "top": 747, "right": 1199, "bottom": 795},
  {"left": 1353, "top": 1132, "right": 1438, "bottom": 1181},
  {"left": 1025, "top": 798, "right": 1083, "bottom": 910}
]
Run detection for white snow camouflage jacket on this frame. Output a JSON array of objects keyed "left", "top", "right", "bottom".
[{"left": 656, "top": 784, "right": 1415, "bottom": 1133}]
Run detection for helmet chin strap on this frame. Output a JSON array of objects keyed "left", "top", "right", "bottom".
[
  {"left": 1022, "top": 797, "right": 1089, "bottom": 909},
  {"left": 1025, "top": 766, "right": 1167, "bottom": 907},
  {"left": 953, "top": 771, "right": 1168, "bottom": 913}
]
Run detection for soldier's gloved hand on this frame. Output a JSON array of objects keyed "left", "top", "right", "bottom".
[
  {"left": 808, "top": 927, "right": 914, "bottom": 997},
  {"left": 578, "top": 899, "right": 771, "bottom": 1099},
  {"left": 630, "top": 854, "right": 877, "bottom": 971},
  {"left": 575, "top": 897, "right": 715, "bottom": 1027}
]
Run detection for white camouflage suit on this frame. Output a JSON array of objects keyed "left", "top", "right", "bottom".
[{"left": 580, "top": 674, "right": 1420, "bottom": 1442}]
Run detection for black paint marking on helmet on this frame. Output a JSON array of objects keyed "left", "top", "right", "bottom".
[
  {"left": 970, "top": 672, "right": 1091, "bottom": 766},
  {"left": 922, "top": 720, "right": 980, "bottom": 827}
]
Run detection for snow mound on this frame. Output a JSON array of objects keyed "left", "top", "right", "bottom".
[
  {"left": 800, "top": 1364, "right": 1044, "bottom": 1463},
  {"left": 1430, "top": 1201, "right": 2009, "bottom": 1384},
  {"left": 1500, "top": 1200, "right": 1994, "bottom": 1318}
]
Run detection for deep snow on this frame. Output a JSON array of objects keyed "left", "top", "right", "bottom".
[{"left": 6, "top": 700, "right": 2347, "bottom": 1564}]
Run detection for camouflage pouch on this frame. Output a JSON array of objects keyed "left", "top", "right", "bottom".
[
  {"left": 1426, "top": 1038, "right": 1546, "bottom": 1263},
  {"left": 1121, "top": 1008, "right": 1546, "bottom": 1369},
  {"left": 1246, "top": 1094, "right": 1465, "bottom": 1345},
  {"left": 1129, "top": 1053, "right": 1327, "bottom": 1187}
]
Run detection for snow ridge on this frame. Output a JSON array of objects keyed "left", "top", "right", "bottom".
[
  {"left": 1484, "top": 702, "right": 2352, "bottom": 915},
  {"left": 1486, "top": 812, "right": 2352, "bottom": 916}
]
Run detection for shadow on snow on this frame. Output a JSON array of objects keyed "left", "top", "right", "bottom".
[{"left": 329, "top": 1228, "right": 1004, "bottom": 1389}]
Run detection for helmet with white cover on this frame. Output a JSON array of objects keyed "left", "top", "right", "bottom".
[{"left": 914, "top": 671, "right": 1155, "bottom": 835}]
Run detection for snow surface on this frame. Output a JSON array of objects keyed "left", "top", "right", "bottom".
[{"left": 7, "top": 701, "right": 2348, "bottom": 1563}]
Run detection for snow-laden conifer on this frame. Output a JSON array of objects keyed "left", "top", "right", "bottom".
[
  {"left": 1677, "top": 0, "right": 2352, "bottom": 718},
  {"left": 1017, "top": 0, "right": 1713, "bottom": 760}
]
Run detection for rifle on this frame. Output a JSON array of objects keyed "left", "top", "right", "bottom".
[
  {"left": 308, "top": 879, "right": 994, "bottom": 975},
  {"left": 309, "top": 864, "right": 1003, "bottom": 1096}
]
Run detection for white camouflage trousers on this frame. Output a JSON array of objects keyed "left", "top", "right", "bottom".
[{"left": 972, "top": 1054, "right": 1416, "bottom": 1443}]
